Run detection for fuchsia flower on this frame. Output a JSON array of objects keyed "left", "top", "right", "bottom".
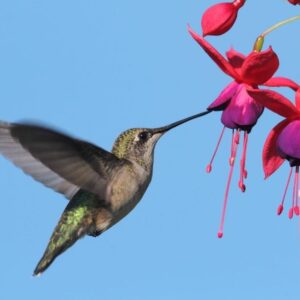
[
  {"left": 248, "top": 80, "right": 300, "bottom": 218},
  {"left": 201, "top": 0, "right": 246, "bottom": 36},
  {"left": 288, "top": 0, "right": 300, "bottom": 5},
  {"left": 188, "top": 26, "right": 279, "bottom": 237}
]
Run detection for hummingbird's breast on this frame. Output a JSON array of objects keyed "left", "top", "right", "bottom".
[{"left": 106, "top": 162, "right": 152, "bottom": 226}]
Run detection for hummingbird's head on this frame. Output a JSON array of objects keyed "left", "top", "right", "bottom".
[
  {"left": 112, "top": 110, "right": 210, "bottom": 169},
  {"left": 112, "top": 128, "right": 163, "bottom": 169}
]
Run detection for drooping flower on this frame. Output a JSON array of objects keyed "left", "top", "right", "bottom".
[
  {"left": 288, "top": 0, "right": 300, "bottom": 5},
  {"left": 201, "top": 0, "right": 246, "bottom": 36},
  {"left": 188, "top": 26, "right": 279, "bottom": 237},
  {"left": 248, "top": 84, "right": 300, "bottom": 218}
]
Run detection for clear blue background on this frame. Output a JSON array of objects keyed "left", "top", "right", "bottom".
[{"left": 0, "top": 1, "right": 299, "bottom": 299}]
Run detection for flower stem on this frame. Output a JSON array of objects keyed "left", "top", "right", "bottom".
[
  {"left": 233, "top": 0, "right": 246, "bottom": 9},
  {"left": 261, "top": 16, "right": 300, "bottom": 38},
  {"left": 253, "top": 16, "right": 300, "bottom": 51}
]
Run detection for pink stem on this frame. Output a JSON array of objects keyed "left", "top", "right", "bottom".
[{"left": 233, "top": 0, "right": 246, "bottom": 9}]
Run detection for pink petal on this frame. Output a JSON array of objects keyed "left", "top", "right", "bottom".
[
  {"left": 263, "top": 119, "right": 290, "bottom": 178},
  {"left": 208, "top": 81, "right": 239, "bottom": 110},
  {"left": 226, "top": 48, "right": 246, "bottom": 69},
  {"left": 247, "top": 88, "right": 300, "bottom": 118},
  {"left": 263, "top": 77, "right": 299, "bottom": 91},
  {"left": 188, "top": 26, "right": 242, "bottom": 81},
  {"left": 221, "top": 84, "right": 263, "bottom": 129},
  {"left": 240, "top": 47, "right": 279, "bottom": 85}
]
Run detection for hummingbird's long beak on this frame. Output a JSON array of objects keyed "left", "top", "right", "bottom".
[{"left": 152, "top": 110, "right": 211, "bottom": 134}]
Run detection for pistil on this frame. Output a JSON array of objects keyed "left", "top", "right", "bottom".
[{"left": 218, "top": 129, "right": 240, "bottom": 238}]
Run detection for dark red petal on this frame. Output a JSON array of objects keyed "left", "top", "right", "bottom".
[
  {"left": 240, "top": 47, "right": 279, "bottom": 85},
  {"left": 296, "top": 89, "right": 300, "bottom": 110},
  {"left": 263, "top": 77, "right": 299, "bottom": 91},
  {"left": 226, "top": 48, "right": 246, "bottom": 69},
  {"left": 188, "top": 26, "right": 242, "bottom": 81},
  {"left": 201, "top": 3, "right": 237, "bottom": 36},
  {"left": 288, "top": 0, "right": 300, "bottom": 5},
  {"left": 247, "top": 88, "right": 300, "bottom": 118},
  {"left": 263, "top": 120, "right": 290, "bottom": 178}
]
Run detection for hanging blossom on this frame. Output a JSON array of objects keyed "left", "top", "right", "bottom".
[
  {"left": 248, "top": 80, "right": 300, "bottom": 219},
  {"left": 201, "top": 0, "right": 246, "bottom": 36},
  {"left": 188, "top": 26, "right": 279, "bottom": 237},
  {"left": 288, "top": 0, "right": 300, "bottom": 5}
]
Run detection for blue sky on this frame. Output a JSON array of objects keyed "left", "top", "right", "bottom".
[{"left": 0, "top": 1, "right": 300, "bottom": 299}]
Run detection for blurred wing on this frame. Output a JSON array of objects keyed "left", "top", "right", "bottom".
[{"left": 0, "top": 122, "right": 125, "bottom": 200}]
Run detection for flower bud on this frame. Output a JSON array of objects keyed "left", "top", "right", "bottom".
[{"left": 201, "top": 1, "right": 245, "bottom": 36}]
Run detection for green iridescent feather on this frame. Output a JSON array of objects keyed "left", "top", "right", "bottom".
[{"left": 34, "top": 191, "right": 102, "bottom": 276}]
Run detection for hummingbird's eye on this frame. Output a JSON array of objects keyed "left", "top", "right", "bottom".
[{"left": 138, "top": 131, "right": 150, "bottom": 142}]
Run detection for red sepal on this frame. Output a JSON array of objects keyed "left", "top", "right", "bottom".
[
  {"left": 188, "top": 26, "right": 242, "bottom": 81},
  {"left": 247, "top": 88, "right": 300, "bottom": 118},
  {"left": 226, "top": 48, "right": 245, "bottom": 70},
  {"left": 263, "top": 77, "right": 299, "bottom": 91},
  {"left": 263, "top": 119, "right": 290, "bottom": 178},
  {"left": 240, "top": 47, "right": 279, "bottom": 85}
]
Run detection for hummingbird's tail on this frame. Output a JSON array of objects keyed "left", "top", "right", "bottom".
[
  {"left": 33, "top": 191, "right": 112, "bottom": 276},
  {"left": 33, "top": 206, "right": 92, "bottom": 276}
]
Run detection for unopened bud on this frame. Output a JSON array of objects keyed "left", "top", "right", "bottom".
[{"left": 201, "top": 2, "right": 244, "bottom": 36}]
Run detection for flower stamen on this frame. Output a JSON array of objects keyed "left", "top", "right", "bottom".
[
  {"left": 294, "top": 166, "right": 300, "bottom": 216},
  {"left": 289, "top": 167, "right": 299, "bottom": 219},
  {"left": 206, "top": 126, "right": 226, "bottom": 173},
  {"left": 239, "top": 131, "right": 248, "bottom": 192},
  {"left": 277, "top": 167, "right": 293, "bottom": 215}
]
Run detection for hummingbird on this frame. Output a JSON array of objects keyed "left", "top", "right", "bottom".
[{"left": 0, "top": 110, "right": 209, "bottom": 276}]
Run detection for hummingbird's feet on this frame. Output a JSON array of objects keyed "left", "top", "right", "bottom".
[{"left": 88, "top": 229, "right": 102, "bottom": 237}]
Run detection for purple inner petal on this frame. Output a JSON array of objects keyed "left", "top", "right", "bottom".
[
  {"left": 221, "top": 84, "right": 264, "bottom": 130},
  {"left": 277, "top": 120, "right": 300, "bottom": 160}
]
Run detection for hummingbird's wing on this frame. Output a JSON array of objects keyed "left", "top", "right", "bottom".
[{"left": 0, "top": 122, "right": 126, "bottom": 200}]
